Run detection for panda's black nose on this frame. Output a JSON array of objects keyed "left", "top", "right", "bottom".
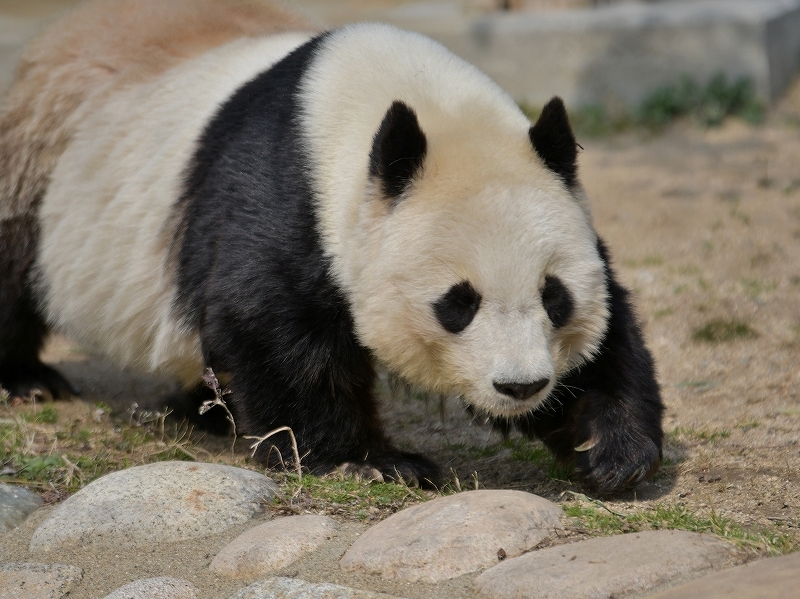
[{"left": 493, "top": 378, "right": 550, "bottom": 400}]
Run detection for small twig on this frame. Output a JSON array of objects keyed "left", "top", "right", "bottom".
[
  {"left": 471, "top": 470, "right": 480, "bottom": 490},
  {"left": 245, "top": 426, "right": 302, "bottom": 480},
  {"left": 450, "top": 467, "right": 462, "bottom": 492},
  {"left": 265, "top": 445, "right": 287, "bottom": 471},
  {"left": 199, "top": 367, "right": 237, "bottom": 452},
  {"left": 61, "top": 454, "right": 83, "bottom": 486},
  {"left": 562, "top": 490, "right": 627, "bottom": 518},
  {"left": 0, "top": 479, "right": 50, "bottom": 488},
  {"left": 167, "top": 442, "right": 200, "bottom": 461}
]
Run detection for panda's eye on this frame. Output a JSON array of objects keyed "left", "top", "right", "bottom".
[
  {"left": 433, "top": 281, "right": 482, "bottom": 334},
  {"left": 541, "top": 275, "right": 573, "bottom": 329}
]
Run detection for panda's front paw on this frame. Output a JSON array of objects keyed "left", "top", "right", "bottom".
[
  {"left": 571, "top": 391, "right": 663, "bottom": 493},
  {"left": 338, "top": 450, "right": 440, "bottom": 488},
  {"left": 574, "top": 432, "right": 661, "bottom": 492}
]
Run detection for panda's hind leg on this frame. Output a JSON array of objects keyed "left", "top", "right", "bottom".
[{"left": 0, "top": 215, "right": 79, "bottom": 401}]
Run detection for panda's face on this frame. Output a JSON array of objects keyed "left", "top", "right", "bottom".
[
  {"left": 345, "top": 99, "right": 609, "bottom": 418},
  {"left": 365, "top": 183, "right": 608, "bottom": 417}
]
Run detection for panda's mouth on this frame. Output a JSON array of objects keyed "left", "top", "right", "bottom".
[{"left": 465, "top": 384, "right": 553, "bottom": 418}]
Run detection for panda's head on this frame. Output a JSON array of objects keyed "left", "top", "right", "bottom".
[{"left": 351, "top": 97, "right": 609, "bottom": 418}]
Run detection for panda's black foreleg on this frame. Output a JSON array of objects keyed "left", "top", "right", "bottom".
[
  {"left": 0, "top": 215, "right": 79, "bottom": 401},
  {"left": 233, "top": 368, "right": 440, "bottom": 487},
  {"left": 205, "top": 326, "right": 441, "bottom": 488},
  {"left": 520, "top": 239, "right": 664, "bottom": 492}
]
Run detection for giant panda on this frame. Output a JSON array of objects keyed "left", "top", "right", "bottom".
[{"left": 0, "top": 0, "right": 663, "bottom": 491}]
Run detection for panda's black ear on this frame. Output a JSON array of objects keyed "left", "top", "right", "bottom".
[
  {"left": 529, "top": 97, "right": 578, "bottom": 188},
  {"left": 369, "top": 101, "right": 427, "bottom": 201}
]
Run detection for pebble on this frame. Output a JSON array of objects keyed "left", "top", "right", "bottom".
[
  {"left": 227, "top": 577, "right": 405, "bottom": 599},
  {"left": 340, "top": 490, "right": 564, "bottom": 583},
  {"left": 0, "top": 483, "right": 43, "bottom": 532},
  {"left": 473, "top": 529, "right": 736, "bottom": 599},
  {"left": 0, "top": 563, "right": 83, "bottom": 599},
  {"left": 100, "top": 576, "right": 198, "bottom": 599},
  {"left": 210, "top": 515, "right": 340, "bottom": 578},
  {"left": 642, "top": 551, "right": 800, "bottom": 599},
  {"left": 29, "top": 461, "right": 277, "bottom": 552}
]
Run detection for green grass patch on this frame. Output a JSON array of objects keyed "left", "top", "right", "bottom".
[
  {"left": 670, "top": 426, "right": 731, "bottom": 443},
  {"left": 672, "top": 283, "right": 688, "bottom": 295},
  {"left": 444, "top": 441, "right": 502, "bottom": 459},
  {"left": 0, "top": 398, "right": 225, "bottom": 496},
  {"left": 675, "top": 380, "right": 717, "bottom": 393},
  {"left": 570, "top": 104, "right": 631, "bottom": 138},
  {"left": 693, "top": 319, "right": 757, "bottom": 342},
  {"left": 503, "top": 437, "right": 575, "bottom": 480},
  {"left": 36, "top": 406, "right": 59, "bottom": 424},
  {"left": 564, "top": 501, "right": 796, "bottom": 555},
  {"left": 519, "top": 103, "right": 630, "bottom": 139},
  {"left": 272, "top": 473, "right": 429, "bottom": 521},
  {"left": 624, "top": 255, "right": 665, "bottom": 268},
  {"left": 737, "top": 419, "right": 760, "bottom": 431},
  {"left": 520, "top": 73, "right": 763, "bottom": 141},
  {"left": 741, "top": 279, "right": 775, "bottom": 299},
  {"left": 638, "top": 73, "right": 764, "bottom": 128}
]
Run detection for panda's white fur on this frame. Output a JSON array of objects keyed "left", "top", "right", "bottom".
[
  {"left": 1, "top": 0, "right": 663, "bottom": 489},
  {"left": 38, "top": 34, "right": 312, "bottom": 384},
  {"left": 301, "top": 26, "right": 608, "bottom": 416}
]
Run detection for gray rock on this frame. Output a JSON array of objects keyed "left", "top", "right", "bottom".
[
  {"left": 643, "top": 551, "right": 800, "bottom": 599},
  {"left": 228, "top": 577, "right": 404, "bottom": 599},
  {"left": 100, "top": 576, "right": 198, "bottom": 599},
  {"left": 340, "top": 490, "right": 563, "bottom": 583},
  {"left": 29, "top": 461, "right": 277, "bottom": 552},
  {"left": 0, "top": 563, "right": 83, "bottom": 599},
  {"left": 474, "top": 530, "right": 737, "bottom": 599},
  {"left": 211, "top": 515, "right": 340, "bottom": 578},
  {"left": 0, "top": 483, "right": 43, "bottom": 532}
]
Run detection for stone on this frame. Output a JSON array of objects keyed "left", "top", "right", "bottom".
[
  {"left": 0, "top": 563, "right": 83, "bottom": 599},
  {"left": 29, "top": 461, "right": 278, "bottom": 552},
  {"left": 474, "top": 530, "right": 737, "bottom": 599},
  {"left": 210, "top": 515, "right": 339, "bottom": 578},
  {"left": 340, "top": 490, "right": 563, "bottom": 583},
  {"left": 0, "top": 483, "right": 43, "bottom": 532},
  {"left": 228, "top": 577, "right": 404, "bottom": 599},
  {"left": 643, "top": 551, "right": 800, "bottom": 599},
  {"left": 385, "top": 0, "right": 800, "bottom": 106},
  {"left": 100, "top": 577, "right": 198, "bottom": 599}
]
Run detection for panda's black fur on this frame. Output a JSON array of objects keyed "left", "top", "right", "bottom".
[
  {"left": 0, "top": 4, "right": 663, "bottom": 491},
  {"left": 169, "top": 34, "right": 436, "bottom": 479}
]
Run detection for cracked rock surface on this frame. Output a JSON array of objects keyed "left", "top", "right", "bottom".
[{"left": 29, "top": 462, "right": 278, "bottom": 552}]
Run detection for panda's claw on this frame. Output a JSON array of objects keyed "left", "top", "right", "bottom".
[
  {"left": 336, "top": 450, "right": 439, "bottom": 488},
  {"left": 577, "top": 436, "right": 661, "bottom": 493},
  {"left": 338, "top": 462, "right": 385, "bottom": 483}
]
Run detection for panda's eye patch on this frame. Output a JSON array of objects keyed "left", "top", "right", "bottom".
[
  {"left": 433, "top": 281, "right": 482, "bottom": 334},
  {"left": 541, "top": 275, "right": 573, "bottom": 329}
]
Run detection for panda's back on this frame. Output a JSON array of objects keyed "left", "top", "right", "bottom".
[{"left": 36, "top": 34, "right": 311, "bottom": 382}]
